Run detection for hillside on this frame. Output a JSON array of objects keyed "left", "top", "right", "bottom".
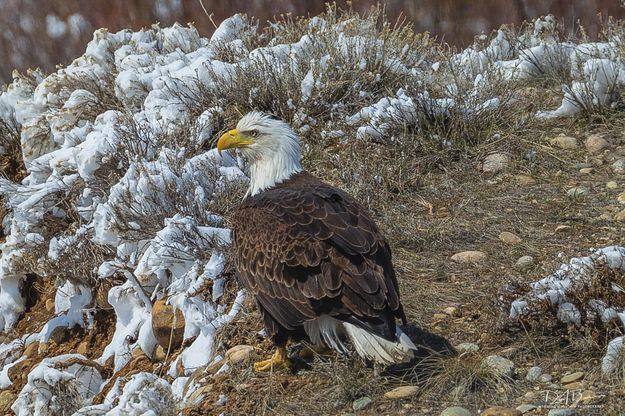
[{"left": 0, "top": 6, "right": 624, "bottom": 415}]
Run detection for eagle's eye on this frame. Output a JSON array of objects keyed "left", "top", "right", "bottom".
[{"left": 250, "top": 130, "right": 258, "bottom": 138}]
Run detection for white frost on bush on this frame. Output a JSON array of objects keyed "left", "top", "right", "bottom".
[
  {"left": 12, "top": 354, "right": 104, "bottom": 416},
  {"left": 509, "top": 246, "right": 625, "bottom": 374}
]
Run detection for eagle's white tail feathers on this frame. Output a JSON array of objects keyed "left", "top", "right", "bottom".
[
  {"left": 303, "top": 315, "right": 349, "bottom": 354},
  {"left": 303, "top": 315, "right": 417, "bottom": 365}
]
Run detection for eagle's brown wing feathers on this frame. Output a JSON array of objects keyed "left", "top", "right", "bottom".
[{"left": 232, "top": 172, "right": 404, "bottom": 340}]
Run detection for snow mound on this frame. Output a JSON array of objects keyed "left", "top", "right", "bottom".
[{"left": 509, "top": 246, "right": 625, "bottom": 374}]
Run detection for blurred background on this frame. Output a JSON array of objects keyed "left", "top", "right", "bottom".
[{"left": 1, "top": 0, "right": 623, "bottom": 85}]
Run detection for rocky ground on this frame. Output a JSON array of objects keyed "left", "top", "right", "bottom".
[{"left": 1, "top": 8, "right": 625, "bottom": 416}]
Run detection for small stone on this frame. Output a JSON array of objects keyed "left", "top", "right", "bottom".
[
  {"left": 482, "top": 355, "right": 515, "bottom": 378},
  {"left": 575, "top": 162, "right": 592, "bottom": 169},
  {"left": 499, "top": 231, "right": 522, "bottom": 245},
  {"left": 482, "top": 153, "right": 510, "bottom": 173},
  {"left": 617, "top": 191, "right": 625, "bottom": 204},
  {"left": 575, "top": 390, "right": 601, "bottom": 404},
  {"left": 547, "top": 409, "right": 576, "bottom": 416},
  {"left": 76, "top": 341, "right": 89, "bottom": 356},
  {"left": 45, "top": 298, "right": 55, "bottom": 312},
  {"left": 225, "top": 345, "right": 255, "bottom": 364},
  {"left": 352, "top": 396, "right": 372, "bottom": 411},
  {"left": 515, "top": 175, "right": 536, "bottom": 186},
  {"left": 560, "top": 371, "right": 584, "bottom": 384},
  {"left": 612, "top": 159, "right": 625, "bottom": 174},
  {"left": 585, "top": 134, "right": 609, "bottom": 153},
  {"left": 456, "top": 343, "right": 480, "bottom": 354},
  {"left": 153, "top": 345, "right": 167, "bottom": 362},
  {"left": 516, "top": 404, "right": 537, "bottom": 414},
  {"left": 566, "top": 187, "right": 588, "bottom": 198},
  {"left": 606, "top": 181, "right": 619, "bottom": 190},
  {"left": 597, "top": 212, "right": 613, "bottom": 221},
  {"left": 23, "top": 341, "right": 39, "bottom": 358},
  {"left": 525, "top": 366, "right": 542, "bottom": 382},
  {"left": 614, "top": 209, "right": 625, "bottom": 222},
  {"left": 579, "top": 167, "right": 593, "bottom": 174},
  {"left": 0, "top": 391, "right": 17, "bottom": 414},
  {"left": 440, "top": 406, "right": 473, "bottom": 416},
  {"left": 451, "top": 251, "right": 487, "bottom": 264},
  {"left": 515, "top": 256, "right": 534, "bottom": 270},
  {"left": 555, "top": 225, "right": 571, "bottom": 232},
  {"left": 384, "top": 385, "right": 419, "bottom": 399},
  {"left": 481, "top": 407, "right": 521, "bottom": 416},
  {"left": 550, "top": 136, "right": 579, "bottom": 149},
  {"left": 443, "top": 305, "right": 461, "bottom": 317},
  {"left": 563, "top": 381, "right": 583, "bottom": 390},
  {"left": 539, "top": 373, "right": 553, "bottom": 383},
  {"left": 152, "top": 298, "right": 186, "bottom": 350}
]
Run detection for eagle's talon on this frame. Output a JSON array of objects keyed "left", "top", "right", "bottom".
[{"left": 254, "top": 347, "right": 291, "bottom": 372}]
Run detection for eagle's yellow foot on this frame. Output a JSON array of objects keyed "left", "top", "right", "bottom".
[{"left": 254, "top": 346, "right": 291, "bottom": 372}]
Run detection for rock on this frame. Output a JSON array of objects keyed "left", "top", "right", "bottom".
[
  {"left": 585, "top": 134, "right": 609, "bottom": 153},
  {"left": 606, "top": 181, "right": 619, "bottom": 190},
  {"left": 566, "top": 187, "right": 588, "bottom": 198},
  {"left": 617, "top": 191, "right": 625, "bottom": 204},
  {"left": 76, "top": 341, "right": 89, "bottom": 356},
  {"left": 384, "top": 385, "right": 419, "bottom": 399},
  {"left": 515, "top": 256, "right": 534, "bottom": 270},
  {"left": 612, "top": 159, "right": 625, "bottom": 174},
  {"left": 456, "top": 343, "right": 480, "bottom": 354},
  {"left": 23, "top": 341, "right": 39, "bottom": 358},
  {"left": 614, "top": 209, "right": 625, "bottom": 222},
  {"left": 352, "top": 396, "right": 372, "bottom": 411},
  {"left": 560, "top": 371, "right": 584, "bottom": 384},
  {"left": 579, "top": 167, "right": 593, "bottom": 174},
  {"left": 555, "top": 225, "right": 572, "bottom": 232},
  {"left": 525, "top": 366, "right": 542, "bottom": 382},
  {"left": 481, "top": 407, "right": 521, "bottom": 416},
  {"left": 499, "top": 231, "right": 521, "bottom": 245},
  {"left": 45, "top": 298, "right": 55, "bottom": 312},
  {"left": 443, "top": 305, "right": 461, "bottom": 317},
  {"left": 153, "top": 345, "right": 167, "bottom": 362},
  {"left": 547, "top": 409, "right": 576, "bottom": 416},
  {"left": 482, "top": 355, "right": 515, "bottom": 378},
  {"left": 225, "top": 345, "right": 255, "bottom": 364},
  {"left": 8, "top": 359, "right": 32, "bottom": 384},
  {"left": 516, "top": 404, "right": 537, "bottom": 414},
  {"left": 0, "top": 391, "right": 16, "bottom": 414},
  {"left": 482, "top": 153, "right": 510, "bottom": 173},
  {"left": 515, "top": 175, "right": 536, "bottom": 186},
  {"left": 563, "top": 381, "right": 583, "bottom": 390},
  {"left": 440, "top": 406, "right": 473, "bottom": 416},
  {"left": 574, "top": 390, "right": 601, "bottom": 405},
  {"left": 152, "top": 298, "right": 185, "bottom": 350},
  {"left": 539, "top": 373, "right": 553, "bottom": 383},
  {"left": 550, "top": 136, "right": 578, "bottom": 149},
  {"left": 451, "top": 251, "right": 487, "bottom": 264}
]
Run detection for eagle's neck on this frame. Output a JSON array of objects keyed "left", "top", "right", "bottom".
[{"left": 245, "top": 131, "right": 302, "bottom": 197}]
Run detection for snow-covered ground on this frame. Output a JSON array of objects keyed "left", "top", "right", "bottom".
[{"left": 0, "top": 11, "right": 625, "bottom": 414}]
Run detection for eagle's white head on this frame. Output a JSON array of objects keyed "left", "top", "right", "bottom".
[{"left": 217, "top": 111, "right": 302, "bottom": 197}]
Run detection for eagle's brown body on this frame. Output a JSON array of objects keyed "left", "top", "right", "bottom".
[{"left": 232, "top": 171, "right": 407, "bottom": 349}]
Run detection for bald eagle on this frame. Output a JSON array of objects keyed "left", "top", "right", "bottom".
[{"left": 217, "top": 112, "right": 416, "bottom": 371}]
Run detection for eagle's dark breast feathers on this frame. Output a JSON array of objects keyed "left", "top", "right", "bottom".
[{"left": 231, "top": 171, "right": 405, "bottom": 342}]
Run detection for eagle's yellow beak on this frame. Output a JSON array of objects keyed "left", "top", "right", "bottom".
[{"left": 217, "top": 129, "right": 254, "bottom": 155}]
